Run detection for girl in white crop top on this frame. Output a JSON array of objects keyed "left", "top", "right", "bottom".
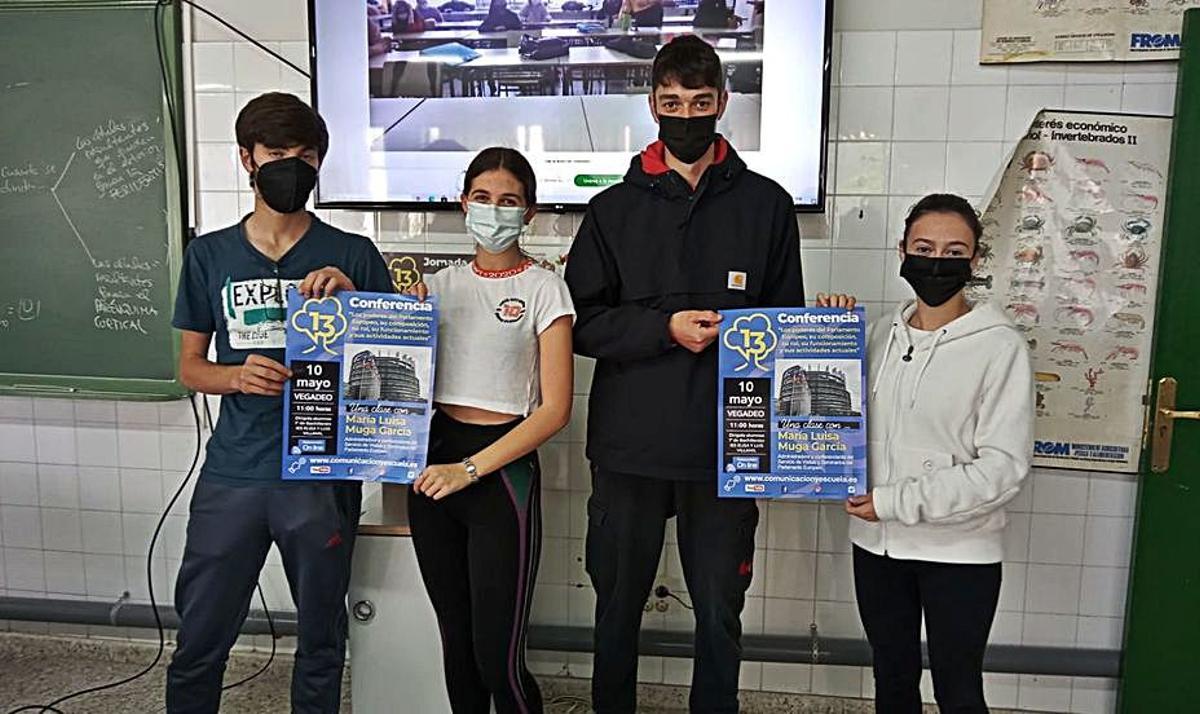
[{"left": 405, "top": 147, "right": 574, "bottom": 713}]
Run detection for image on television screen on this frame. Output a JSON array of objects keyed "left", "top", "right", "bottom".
[{"left": 312, "top": 1, "right": 830, "bottom": 209}]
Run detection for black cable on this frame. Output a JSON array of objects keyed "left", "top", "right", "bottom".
[
  {"left": 7, "top": 393, "right": 275, "bottom": 714},
  {"left": 666, "top": 592, "right": 694, "bottom": 611},
  {"left": 4, "top": 395, "right": 203, "bottom": 714},
  {"left": 220, "top": 584, "right": 278, "bottom": 692},
  {"left": 149, "top": 582, "right": 280, "bottom": 713},
  {"left": 201, "top": 394, "right": 214, "bottom": 432},
  {"left": 3, "top": 9, "right": 190, "bottom": 714},
  {"left": 653, "top": 584, "right": 693, "bottom": 610},
  {"left": 174, "top": 0, "right": 310, "bottom": 78},
  {"left": 151, "top": 399, "right": 278, "bottom": 708},
  {"left": 155, "top": 0, "right": 186, "bottom": 186},
  {"left": 201, "top": 391, "right": 278, "bottom": 691},
  {"left": 197, "top": 393, "right": 277, "bottom": 695},
  {"left": 7, "top": 4, "right": 290, "bottom": 710},
  {"left": 156, "top": 0, "right": 281, "bottom": 694}
]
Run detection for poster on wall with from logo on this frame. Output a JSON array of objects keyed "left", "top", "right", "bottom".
[
  {"left": 382, "top": 252, "right": 471, "bottom": 292},
  {"left": 971, "top": 110, "right": 1171, "bottom": 472},
  {"left": 717, "top": 307, "right": 868, "bottom": 501},
  {"left": 382, "top": 249, "right": 568, "bottom": 292},
  {"left": 281, "top": 290, "right": 437, "bottom": 483},
  {"left": 981, "top": 0, "right": 1199, "bottom": 63}
]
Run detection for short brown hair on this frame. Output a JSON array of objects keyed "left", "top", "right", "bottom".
[
  {"left": 235, "top": 92, "right": 329, "bottom": 160},
  {"left": 652, "top": 35, "right": 724, "bottom": 93}
]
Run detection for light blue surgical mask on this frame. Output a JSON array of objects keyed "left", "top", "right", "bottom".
[{"left": 465, "top": 202, "right": 526, "bottom": 254}]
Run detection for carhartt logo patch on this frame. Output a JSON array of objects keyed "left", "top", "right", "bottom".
[{"left": 728, "top": 271, "right": 747, "bottom": 291}]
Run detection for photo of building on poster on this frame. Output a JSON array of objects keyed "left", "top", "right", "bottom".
[
  {"left": 343, "top": 344, "right": 432, "bottom": 403},
  {"left": 774, "top": 360, "right": 863, "bottom": 418},
  {"left": 717, "top": 308, "right": 868, "bottom": 501}
]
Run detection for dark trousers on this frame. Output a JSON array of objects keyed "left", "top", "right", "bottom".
[
  {"left": 166, "top": 479, "right": 362, "bottom": 714},
  {"left": 587, "top": 468, "right": 759, "bottom": 714},
  {"left": 408, "top": 412, "right": 543, "bottom": 714},
  {"left": 853, "top": 545, "right": 1002, "bottom": 714}
]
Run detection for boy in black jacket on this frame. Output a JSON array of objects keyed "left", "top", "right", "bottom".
[{"left": 565, "top": 35, "right": 804, "bottom": 714}]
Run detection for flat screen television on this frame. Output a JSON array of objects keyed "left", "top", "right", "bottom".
[{"left": 310, "top": 0, "right": 832, "bottom": 211}]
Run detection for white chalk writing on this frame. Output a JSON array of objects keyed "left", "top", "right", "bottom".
[
  {"left": 91, "top": 255, "right": 160, "bottom": 335},
  {"left": 0, "top": 297, "right": 41, "bottom": 331},
  {"left": 77, "top": 118, "right": 164, "bottom": 201}
]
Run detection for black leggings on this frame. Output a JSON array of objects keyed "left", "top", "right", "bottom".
[
  {"left": 408, "top": 411, "right": 543, "bottom": 714},
  {"left": 853, "top": 546, "right": 1002, "bottom": 714}
]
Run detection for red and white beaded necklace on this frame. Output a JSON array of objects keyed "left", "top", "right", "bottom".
[{"left": 471, "top": 258, "right": 533, "bottom": 279}]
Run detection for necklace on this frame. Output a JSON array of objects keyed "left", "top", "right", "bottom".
[{"left": 472, "top": 258, "right": 533, "bottom": 279}]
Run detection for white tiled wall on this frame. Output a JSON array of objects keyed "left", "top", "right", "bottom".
[{"left": 0, "top": 1, "right": 1177, "bottom": 711}]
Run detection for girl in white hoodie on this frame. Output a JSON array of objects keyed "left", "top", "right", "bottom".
[{"left": 822, "top": 193, "right": 1034, "bottom": 713}]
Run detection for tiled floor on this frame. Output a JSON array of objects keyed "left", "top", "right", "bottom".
[
  {"left": 0, "top": 632, "right": 1027, "bottom": 713},
  {"left": 0, "top": 632, "right": 331, "bottom": 714}
]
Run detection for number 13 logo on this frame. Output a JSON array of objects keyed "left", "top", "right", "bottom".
[
  {"left": 291, "top": 297, "right": 349, "bottom": 355},
  {"left": 722, "top": 313, "right": 778, "bottom": 372},
  {"left": 388, "top": 256, "right": 421, "bottom": 291}
]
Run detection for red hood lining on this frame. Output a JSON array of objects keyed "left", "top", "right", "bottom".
[{"left": 639, "top": 136, "right": 730, "bottom": 176}]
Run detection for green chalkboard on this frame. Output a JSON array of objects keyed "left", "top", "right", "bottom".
[{"left": 0, "top": 0, "right": 187, "bottom": 400}]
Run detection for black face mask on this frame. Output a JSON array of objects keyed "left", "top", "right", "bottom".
[
  {"left": 900, "top": 254, "right": 973, "bottom": 307},
  {"left": 252, "top": 156, "right": 318, "bottom": 214},
  {"left": 658, "top": 113, "right": 718, "bottom": 164}
]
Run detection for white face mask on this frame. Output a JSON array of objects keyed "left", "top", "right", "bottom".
[{"left": 465, "top": 202, "right": 526, "bottom": 254}]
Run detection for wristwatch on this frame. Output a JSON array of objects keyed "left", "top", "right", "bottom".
[{"left": 462, "top": 457, "right": 480, "bottom": 484}]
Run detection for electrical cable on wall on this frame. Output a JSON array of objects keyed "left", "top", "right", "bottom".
[
  {"left": 201, "top": 396, "right": 215, "bottom": 438},
  {"left": 6, "top": 4, "right": 316, "bottom": 710},
  {"left": 164, "top": 0, "right": 296, "bottom": 691},
  {"left": 5, "top": 395, "right": 275, "bottom": 714},
  {"left": 4, "top": 395, "right": 202, "bottom": 714},
  {"left": 654, "top": 584, "right": 693, "bottom": 611},
  {"left": 156, "top": 0, "right": 290, "bottom": 696},
  {"left": 178, "top": 4, "right": 282, "bottom": 689},
  {"left": 154, "top": 0, "right": 184, "bottom": 182},
  {"left": 168, "top": 0, "right": 310, "bottom": 78},
  {"left": 219, "top": 581, "right": 278, "bottom": 691}
]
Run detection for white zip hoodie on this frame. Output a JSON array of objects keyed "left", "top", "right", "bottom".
[{"left": 849, "top": 300, "right": 1034, "bottom": 564}]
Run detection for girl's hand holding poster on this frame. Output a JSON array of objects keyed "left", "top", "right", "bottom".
[
  {"left": 717, "top": 307, "right": 869, "bottom": 500},
  {"left": 282, "top": 290, "right": 437, "bottom": 483}
]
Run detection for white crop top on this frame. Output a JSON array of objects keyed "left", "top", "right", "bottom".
[{"left": 426, "top": 261, "right": 575, "bottom": 416}]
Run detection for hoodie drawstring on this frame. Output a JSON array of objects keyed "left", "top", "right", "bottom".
[
  {"left": 871, "top": 322, "right": 899, "bottom": 400},
  {"left": 909, "top": 328, "right": 946, "bottom": 408}
]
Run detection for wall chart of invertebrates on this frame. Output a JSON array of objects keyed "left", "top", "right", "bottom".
[
  {"left": 982, "top": 0, "right": 1200, "bottom": 63},
  {"left": 972, "top": 110, "right": 1171, "bottom": 472}
]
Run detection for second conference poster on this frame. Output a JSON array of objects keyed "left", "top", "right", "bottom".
[
  {"left": 718, "top": 307, "right": 869, "bottom": 501},
  {"left": 282, "top": 290, "right": 437, "bottom": 484}
]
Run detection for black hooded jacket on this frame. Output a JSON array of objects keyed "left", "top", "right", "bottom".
[{"left": 565, "top": 138, "right": 805, "bottom": 480}]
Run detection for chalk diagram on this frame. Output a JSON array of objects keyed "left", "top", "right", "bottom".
[{"left": 0, "top": 116, "right": 169, "bottom": 336}]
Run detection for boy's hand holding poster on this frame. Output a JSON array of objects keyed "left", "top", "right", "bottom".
[
  {"left": 282, "top": 290, "right": 437, "bottom": 483},
  {"left": 718, "top": 308, "right": 868, "bottom": 500}
]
